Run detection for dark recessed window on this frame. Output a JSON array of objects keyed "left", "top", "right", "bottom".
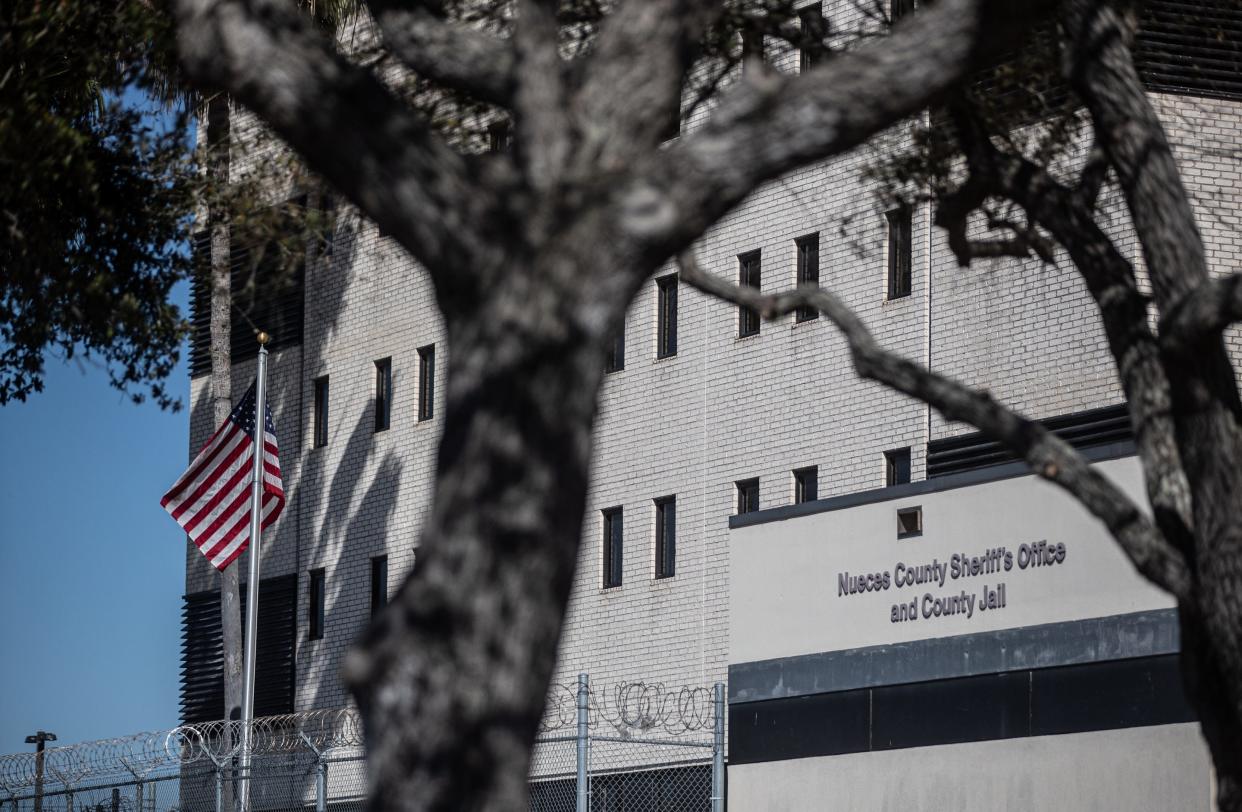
[
  {"left": 887, "top": 207, "right": 912, "bottom": 300},
  {"left": 606, "top": 324, "right": 625, "bottom": 373},
  {"left": 603, "top": 507, "right": 623, "bottom": 589},
  {"left": 742, "top": 29, "right": 765, "bottom": 70},
  {"left": 795, "top": 233, "right": 820, "bottom": 322},
  {"left": 374, "top": 358, "right": 392, "bottom": 432},
  {"left": 891, "top": 0, "right": 915, "bottom": 21},
  {"left": 736, "top": 478, "right": 760, "bottom": 515},
  {"left": 799, "top": 3, "right": 824, "bottom": 74},
  {"left": 418, "top": 345, "right": 435, "bottom": 421},
  {"left": 898, "top": 506, "right": 923, "bottom": 539},
  {"left": 308, "top": 568, "right": 325, "bottom": 641},
  {"left": 487, "top": 120, "right": 512, "bottom": 154},
  {"left": 739, "top": 250, "right": 762, "bottom": 337},
  {"left": 655, "top": 496, "right": 676, "bottom": 579},
  {"left": 312, "top": 375, "right": 329, "bottom": 449},
  {"left": 370, "top": 555, "right": 388, "bottom": 618},
  {"left": 794, "top": 466, "right": 818, "bottom": 504},
  {"left": 657, "top": 274, "right": 678, "bottom": 359},
  {"left": 885, "top": 448, "right": 912, "bottom": 487}
]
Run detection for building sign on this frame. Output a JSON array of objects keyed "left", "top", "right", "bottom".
[{"left": 836, "top": 540, "right": 1067, "bottom": 623}]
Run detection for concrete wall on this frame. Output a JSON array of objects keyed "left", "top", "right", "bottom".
[
  {"left": 728, "top": 724, "right": 1213, "bottom": 812},
  {"left": 729, "top": 455, "right": 1174, "bottom": 666}
]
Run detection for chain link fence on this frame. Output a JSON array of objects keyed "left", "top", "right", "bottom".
[{"left": 0, "top": 676, "right": 724, "bottom": 811}]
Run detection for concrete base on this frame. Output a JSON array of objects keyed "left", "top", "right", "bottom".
[{"left": 728, "top": 723, "right": 1212, "bottom": 811}]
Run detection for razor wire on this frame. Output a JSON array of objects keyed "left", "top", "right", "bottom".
[
  {"left": 0, "top": 678, "right": 722, "bottom": 811},
  {"left": 0, "top": 710, "right": 363, "bottom": 794}
]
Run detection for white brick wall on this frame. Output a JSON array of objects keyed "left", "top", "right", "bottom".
[{"left": 184, "top": 83, "right": 1241, "bottom": 717}]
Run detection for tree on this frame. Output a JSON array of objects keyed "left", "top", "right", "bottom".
[
  {"left": 169, "top": 0, "right": 1241, "bottom": 809},
  {"left": 0, "top": 0, "right": 192, "bottom": 409}
]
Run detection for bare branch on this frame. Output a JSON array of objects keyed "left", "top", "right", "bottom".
[
  {"left": 678, "top": 251, "right": 1193, "bottom": 602},
  {"left": 948, "top": 101, "right": 1197, "bottom": 558},
  {"left": 935, "top": 176, "right": 1056, "bottom": 266},
  {"left": 174, "top": 0, "right": 494, "bottom": 295},
  {"left": 1074, "top": 130, "right": 1110, "bottom": 212},
  {"left": 368, "top": 0, "right": 516, "bottom": 106},
  {"left": 1161, "top": 273, "right": 1242, "bottom": 355},
  {"left": 513, "top": 0, "right": 572, "bottom": 191},
  {"left": 620, "top": 0, "right": 1059, "bottom": 259}
]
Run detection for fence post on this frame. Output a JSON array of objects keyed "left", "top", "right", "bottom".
[
  {"left": 315, "top": 756, "right": 328, "bottom": 812},
  {"left": 576, "top": 673, "right": 589, "bottom": 812},
  {"left": 712, "top": 682, "right": 725, "bottom": 812},
  {"left": 135, "top": 780, "right": 144, "bottom": 812},
  {"left": 216, "top": 764, "right": 225, "bottom": 812}
]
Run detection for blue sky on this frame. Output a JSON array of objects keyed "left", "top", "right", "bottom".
[{"left": 0, "top": 283, "right": 192, "bottom": 751}]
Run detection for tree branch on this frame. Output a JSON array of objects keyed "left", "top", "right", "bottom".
[
  {"left": 617, "top": 0, "right": 1059, "bottom": 260},
  {"left": 174, "top": 0, "right": 493, "bottom": 296},
  {"left": 368, "top": 0, "right": 516, "bottom": 106},
  {"left": 948, "top": 101, "right": 1197, "bottom": 560},
  {"left": 678, "top": 251, "right": 1193, "bottom": 602},
  {"left": 1161, "top": 272, "right": 1242, "bottom": 355}
]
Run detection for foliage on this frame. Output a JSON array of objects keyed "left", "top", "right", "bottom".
[{"left": 0, "top": 0, "right": 193, "bottom": 409}]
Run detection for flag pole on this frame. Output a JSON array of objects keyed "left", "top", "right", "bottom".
[{"left": 238, "top": 332, "right": 270, "bottom": 811}]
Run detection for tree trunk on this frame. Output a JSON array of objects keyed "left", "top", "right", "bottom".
[
  {"left": 205, "top": 92, "right": 243, "bottom": 776},
  {"left": 344, "top": 277, "right": 607, "bottom": 812}
]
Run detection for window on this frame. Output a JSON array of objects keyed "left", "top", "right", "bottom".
[
  {"left": 602, "top": 508, "right": 623, "bottom": 588},
  {"left": 799, "top": 3, "right": 824, "bottom": 74},
  {"left": 418, "top": 345, "right": 435, "bottom": 421},
  {"left": 738, "top": 251, "right": 762, "bottom": 337},
  {"left": 898, "top": 506, "right": 923, "bottom": 539},
  {"left": 885, "top": 448, "right": 911, "bottom": 486},
  {"left": 794, "top": 466, "right": 818, "bottom": 504},
  {"left": 374, "top": 358, "right": 392, "bottom": 432},
  {"left": 736, "top": 478, "right": 760, "bottom": 514},
  {"left": 891, "top": 0, "right": 915, "bottom": 21},
  {"left": 886, "top": 207, "right": 912, "bottom": 299},
  {"left": 308, "top": 568, "right": 325, "bottom": 640},
  {"left": 657, "top": 274, "right": 678, "bottom": 359},
  {"left": 742, "top": 29, "right": 765, "bottom": 69},
  {"left": 795, "top": 233, "right": 820, "bottom": 322},
  {"left": 487, "top": 120, "right": 512, "bottom": 154},
  {"left": 655, "top": 496, "right": 676, "bottom": 579},
  {"left": 312, "top": 376, "right": 329, "bottom": 448},
  {"left": 606, "top": 325, "right": 625, "bottom": 373},
  {"left": 370, "top": 555, "right": 388, "bottom": 618}
]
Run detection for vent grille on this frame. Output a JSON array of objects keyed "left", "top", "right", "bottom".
[
  {"left": 189, "top": 230, "right": 306, "bottom": 378},
  {"left": 1136, "top": 0, "right": 1242, "bottom": 101},
  {"left": 180, "top": 574, "right": 298, "bottom": 724},
  {"left": 926, "top": 403, "right": 1132, "bottom": 480}
]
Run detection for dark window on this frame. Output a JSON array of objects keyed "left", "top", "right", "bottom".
[
  {"left": 898, "top": 506, "right": 923, "bottom": 539},
  {"left": 606, "top": 324, "right": 626, "bottom": 373},
  {"left": 370, "top": 555, "right": 388, "bottom": 618},
  {"left": 799, "top": 3, "right": 824, "bottom": 74},
  {"left": 736, "top": 478, "right": 760, "bottom": 515},
  {"left": 739, "top": 251, "right": 762, "bottom": 337},
  {"left": 603, "top": 508, "right": 623, "bottom": 588},
  {"left": 657, "top": 274, "right": 679, "bottom": 358},
  {"left": 794, "top": 466, "right": 818, "bottom": 504},
  {"left": 418, "top": 345, "right": 435, "bottom": 421},
  {"left": 308, "top": 568, "right": 325, "bottom": 640},
  {"left": 887, "top": 207, "right": 912, "bottom": 299},
  {"left": 885, "top": 448, "right": 911, "bottom": 486},
  {"left": 312, "top": 376, "right": 329, "bottom": 448},
  {"left": 374, "top": 358, "right": 392, "bottom": 432},
  {"left": 891, "top": 0, "right": 915, "bottom": 21},
  {"left": 487, "top": 120, "right": 512, "bottom": 153},
  {"left": 655, "top": 496, "right": 676, "bottom": 579},
  {"left": 742, "top": 29, "right": 765, "bottom": 69},
  {"left": 795, "top": 233, "right": 820, "bottom": 322}
]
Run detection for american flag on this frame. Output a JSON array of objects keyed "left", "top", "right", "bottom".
[{"left": 162, "top": 383, "right": 285, "bottom": 571}]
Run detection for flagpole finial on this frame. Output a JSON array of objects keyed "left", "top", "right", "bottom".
[{"left": 257, "top": 331, "right": 271, "bottom": 346}]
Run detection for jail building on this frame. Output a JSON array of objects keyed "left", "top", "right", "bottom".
[{"left": 179, "top": 1, "right": 1240, "bottom": 808}]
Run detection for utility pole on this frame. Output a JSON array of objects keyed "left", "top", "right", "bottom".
[{"left": 24, "top": 730, "right": 57, "bottom": 812}]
